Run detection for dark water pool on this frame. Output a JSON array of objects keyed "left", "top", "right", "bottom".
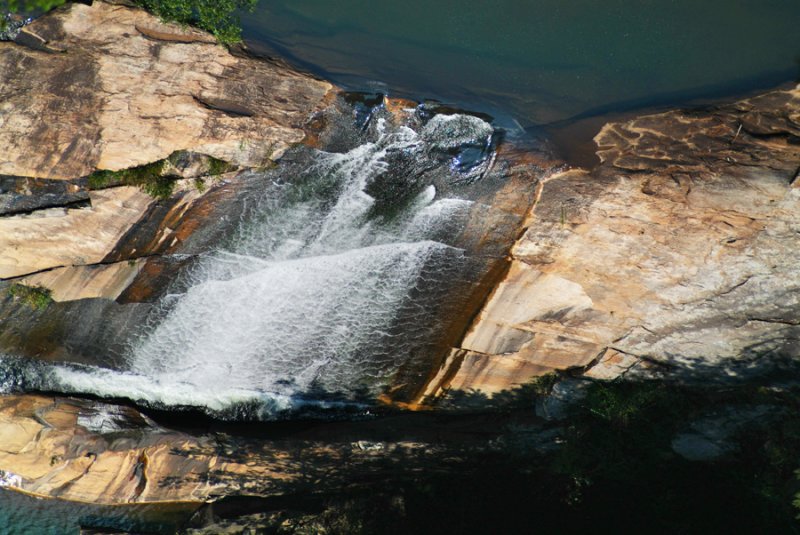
[
  {"left": 0, "top": 488, "right": 197, "bottom": 534},
  {"left": 242, "top": 0, "right": 800, "bottom": 128}
]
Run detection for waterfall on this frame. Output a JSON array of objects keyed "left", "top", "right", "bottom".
[{"left": 0, "top": 112, "right": 495, "bottom": 419}]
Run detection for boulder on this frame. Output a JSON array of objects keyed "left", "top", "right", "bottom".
[{"left": 0, "top": 0, "right": 332, "bottom": 283}]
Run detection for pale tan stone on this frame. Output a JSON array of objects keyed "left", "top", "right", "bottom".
[
  {"left": 0, "top": 187, "right": 153, "bottom": 278},
  {"left": 0, "top": 395, "right": 433, "bottom": 504},
  {"left": 17, "top": 259, "right": 145, "bottom": 302},
  {"left": 421, "top": 85, "right": 800, "bottom": 400},
  {"left": 583, "top": 349, "right": 640, "bottom": 380},
  {"left": 0, "top": 1, "right": 333, "bottom": 180}
]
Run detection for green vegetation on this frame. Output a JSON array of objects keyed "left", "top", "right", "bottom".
[
  {"left": 1, "top": 0, "right": 64, "bottom": 15},
  {"left": 6, "top": 283, "right": 53, "bottom": 310},
  {"left": 529, "top": 372, "right": 558, "bottom": 397},
  {"left": 206, "top": 156, "right": 232, "bottom": 176},
  {"left": 135, "top": 0, "right": 257, "bottom": 44},
  {"left": 87, "top": 160, "right": 175, "bottom": 200},
  {"left": 222, "top": 382, "right": 800, "bottom": 534},
  {"left": 581, "top": 381, "right": 668, "bottom": 428},
  {"left": 87, "top": 153, "right": 236, "bottom": 199},
  {"left": 406, "top": 376, "right": 800, "bottom": 534},
  {"left": 2, "top": 0, "right": 256, "bottom": 44}
]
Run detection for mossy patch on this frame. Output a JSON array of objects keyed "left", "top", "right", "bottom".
[
  {"left": 87, "top": 160, "right": 175, "bottom": 200},
  {"left": 3, "top": 0, "right": 256, "bottom": 45},
  {"left": 207, "top": 156, "right": 233, "bottom": 176},
  {"left": 6, "top": 283, "right": 53, "bottom": 310},
  {"left": 132, "top": 0, "right": 257, "bottom": 44}
]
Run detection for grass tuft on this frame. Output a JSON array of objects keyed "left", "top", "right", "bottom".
[{"left": 3, "top": 0, "right": 255, "bottom": 45}]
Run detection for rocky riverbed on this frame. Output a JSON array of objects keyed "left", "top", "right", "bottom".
[{"left": 0, "top": 1, "right": 798, "bottom": 530}]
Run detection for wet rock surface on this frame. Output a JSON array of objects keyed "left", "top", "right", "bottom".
[
  {"left": 0, "top": 0, "right": 332, "bottom": 284},
  {"left": 0, "top": 26, "right": 543, "bottom": 405},
  {"left": 0, "top": 0, "right": 799, "bottom": 520},
  {"left": 0, "top": 393, "right": 556, "bottom": 507}
]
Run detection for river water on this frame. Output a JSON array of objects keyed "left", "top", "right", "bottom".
[
  {"left": 241, "top": 0, "right": 800, "bottom": 128},
  {"left": 0, "top": 488, "right": 196, "bottom": 534}
]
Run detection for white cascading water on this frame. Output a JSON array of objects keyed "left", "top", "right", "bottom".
[{"left": 4, "top": 114, "right": 492, "bottom": 418}]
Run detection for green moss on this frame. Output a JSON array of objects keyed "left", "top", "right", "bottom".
[
  {"left": 87, "top": 160, "right": 174, "bottom": 200},
  {"left": 1, "top": 0, "right": 66, "bottom": 15},
  {"left": 581, "top": 381, "right": 667, "bottom": 428},
  {"left": 206, "top": 157, "right": 231, "bottom": 176},
  {"left": 139, "top": 174, "right": 176, "bottom": 199},
  {"left": 3, "top": 0, "right": 255, "bottom": 45},
  {"left": 7, "top": 283, "right": 53, "bottom": 310},
  {"left": 529, "top": 372, "right": 559, "bottom": 397}
]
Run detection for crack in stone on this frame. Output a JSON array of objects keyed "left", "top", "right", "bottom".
[
  {"left": 746, "top": 317, "right": 800, "bottom": 326},
  {"left": 0, "top": 252, "right": 177, "bottom": 282}
]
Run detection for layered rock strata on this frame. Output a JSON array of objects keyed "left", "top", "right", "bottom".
[
  {"left": 0, "top": 1, "right": 332, "bottom": 180},
  {"left": 421, "top": 85, "right": 800, "bottom": 400},
  {"left": 0, "top": 0, "right": 332, "bottom": 284},
  {"left": 0, "top": 394, "right": 440, "bottom": 504},
  {"left": 0, "top": 0, "right": 798, "bottom": 511}
]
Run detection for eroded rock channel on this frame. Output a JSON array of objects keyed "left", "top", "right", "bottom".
[{"left": 0, "top": 1, "right": 799, "bottom": 532}]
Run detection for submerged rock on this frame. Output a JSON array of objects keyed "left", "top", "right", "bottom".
[{"left": 0, "top": 14, "right": 29, "bottom": 41}]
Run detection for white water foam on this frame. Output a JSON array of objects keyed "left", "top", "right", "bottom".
[{"left": 14, "top": 114, "right": 492, "bottom": 418}]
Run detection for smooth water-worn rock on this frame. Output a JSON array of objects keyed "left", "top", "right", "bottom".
[
  {"left": 422, "top": 84, "right": 800, "bottom": 401},
  {"left": 0, "top": 2, "right": 544, "bottom": 408},
  {"left": 0, "top": 0, "right": 333, "bottom": 284},
  {"left": 0, "top": 1, "right": 333, "bottom": 180},
  {"left": 0, "top": 187, "right": 154, "bottom": 279},
  {"left": 0, "top": 394, "right": 528, "bottom": 506},
  {"left": 1, "top": 0, "right": 799, "bottom": 513},
  {"left": 0, "top": 394, "right": 360, "bottom": 503}
]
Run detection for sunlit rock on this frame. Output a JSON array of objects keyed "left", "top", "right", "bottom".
[
  {"left": 0, "top": 1, "right": 333, "bottom": 179},
  {"left": 425, "top": 84, "right": 800, "bottom": 401}
]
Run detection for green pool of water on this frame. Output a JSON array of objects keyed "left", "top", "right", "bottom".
[
  {"left": 242, "top": 0, "right": 800, "bottom": 127},
  {"left": 0, "top": 488, "right": 197, "bottom": 534}
]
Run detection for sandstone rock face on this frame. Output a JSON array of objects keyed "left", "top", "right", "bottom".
[
  {"left": 0, "top": 1, "right": 332, "bottom": 286},
  {"left": 0, "top": 394, "right": 302, "bottom": 503},
  {"left": 0, "top": 1, "right": 332, "bottom": 180},
  {"left": 422, "top": 85, "right": 800, "bottom": 400},
  {"left": 0, "top": 187, "right": 153, "bottom": 279},
  {"left": 0, "top": 394, "right": 440, "bottom": 505},
  {"left": 15, "top": 259, "right": 146, "bottom": 302}
]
